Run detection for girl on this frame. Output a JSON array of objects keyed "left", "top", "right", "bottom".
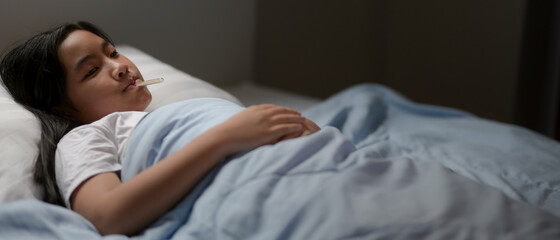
[{"left": 0, "top": 21, "right": 319, "bottom": 236}]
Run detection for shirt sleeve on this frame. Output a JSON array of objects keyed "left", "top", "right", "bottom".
[{"left": 55, "top": 125, "right": 121, "bottom": 208}]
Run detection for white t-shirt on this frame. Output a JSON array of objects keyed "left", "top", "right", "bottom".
[{"left": 55, "top": 111, "right": 148, "bottom": 208}]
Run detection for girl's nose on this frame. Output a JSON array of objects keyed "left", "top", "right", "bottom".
[{"left": 112, "top": 60, "right": 128, "bottom": 80}]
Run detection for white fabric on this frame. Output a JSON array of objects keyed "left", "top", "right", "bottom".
[
  {"left": 0, "top": 88, "right": 40, "bottom": 202},
  {"left": 55, "top": 111, "right": 148, "bottom": 208}
]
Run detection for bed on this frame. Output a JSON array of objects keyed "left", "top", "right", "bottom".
[{"left": 1, "top": 46, "right": 559, "bottom": 239}]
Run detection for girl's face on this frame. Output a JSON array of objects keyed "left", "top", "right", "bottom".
[{"left": 57, "top": 30, "right": 152, "bottom": 123}]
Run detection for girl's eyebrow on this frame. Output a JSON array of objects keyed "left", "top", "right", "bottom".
[{"left": 74, "top": 40, "right": 111, "bottom": 70}]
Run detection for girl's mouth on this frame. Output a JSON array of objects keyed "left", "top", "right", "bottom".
[{"left": 123, "top": 78, "right": 140, "bottom": 92}]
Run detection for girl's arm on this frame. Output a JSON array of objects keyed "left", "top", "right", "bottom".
[{"left": 70, "top": 105, "right": 308, "bottom": 236}]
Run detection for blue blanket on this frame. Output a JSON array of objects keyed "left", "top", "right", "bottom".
[{"left": 1, "top": 84, "right": 559, "bottom": 239}]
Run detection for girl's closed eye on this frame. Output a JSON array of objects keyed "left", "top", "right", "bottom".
[
  {"left": 84, "top": 50, "right": 117, "bottom": 79},
  {"left": 85, "top": 67, "right": 99, "bottom": 78}
]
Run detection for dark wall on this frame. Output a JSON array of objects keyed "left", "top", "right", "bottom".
[
  {"left": 0, "top": 1, "right": 256, "bottom": 86},
  {"left": 255, "top": 0, "right": 526, "bottom": 124},
  {"left": 255, "top": 1, "right": 384, "bottom": 99}
]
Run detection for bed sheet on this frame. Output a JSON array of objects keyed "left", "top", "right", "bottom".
[{"left": 0, "top": 84, "right": 559, "bottom": 239}]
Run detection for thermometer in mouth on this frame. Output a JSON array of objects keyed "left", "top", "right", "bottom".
[{"left": 135, "top": 77, "right": 164, "bottom": 87}]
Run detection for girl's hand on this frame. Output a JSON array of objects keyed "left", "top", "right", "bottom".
[
  {"left": 214, "top": 104, "right": 309, "bottom": 153},
  {"left": 276, "top": 117, "right": 321, "bottom": 142}
]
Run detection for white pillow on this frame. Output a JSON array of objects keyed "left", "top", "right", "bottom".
[
  {"left": 0, "top": 87, "right": 41, "bottom": 202},
  {"left": 0, "top": 45, "right": 242, "bottom": 203}
]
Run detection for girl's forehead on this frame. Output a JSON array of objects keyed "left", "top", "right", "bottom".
[
  {"left": 60, "top": 30, "right": 103, "bottom": 53},
  {"left": 58, "top": 30, "right": 106, "bottom": 70}
]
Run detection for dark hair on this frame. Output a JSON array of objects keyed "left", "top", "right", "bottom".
[{"left": 0, "top": 21, "right": 114, "bottom": 206}]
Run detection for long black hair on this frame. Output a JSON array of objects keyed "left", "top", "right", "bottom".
[{"left": 0, "top": 21, "right": 114, "bottom": 206}]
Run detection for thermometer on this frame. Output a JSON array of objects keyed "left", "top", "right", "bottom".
[{"left": 136, "top": 77, "right": 164, "bottom": 87}]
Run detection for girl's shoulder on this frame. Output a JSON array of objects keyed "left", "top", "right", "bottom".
[{"left": 61, "top": 111, "right": 148, "bottom": 144}]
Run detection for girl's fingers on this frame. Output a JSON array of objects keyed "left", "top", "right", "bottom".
[
  {"left": 263, "top": 105, "right": 301, "bottom": 116},
  {"left": 303, "top": 119, "right": 320, "bottom": 132},
  {"left": 269, "top": 123, "right": 303, "bottom": 135},
  {"left": 244, "top": 104, "right": 317, "bottom": 146},
  {"left": 277, "top": 130, "right": 303, "bottom": 141},
  {"left": 270, "top": 113, "right": 306, "bottom": 123},
  {"left": 265, "top": 123, "right": 303, "bottom": 145}
]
